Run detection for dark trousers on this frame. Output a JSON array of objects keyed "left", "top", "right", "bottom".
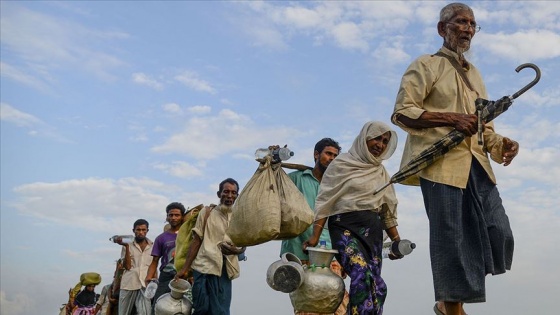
[
  {"left": 192, "top": 263, "right": 232, "bottom": 315},
  {"left": 420, "top": 159, "right": 514, "bottom": 303}
]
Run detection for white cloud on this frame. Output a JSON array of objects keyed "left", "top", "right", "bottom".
[
  {"left": 220, "top": 98, "right": 234, "bottom": 106},
  {"left": 247, "top": 26, "right": 289, "bottom": 50},
  {"left": 283, "top": 6, "right": 322, "bottom": 29},
  {"left": 476, "top": 2, "right": 560, "bottom": 30},
  {"left": 331, "top": 22, "right": 369, "bottom": 52},
  {"left": 0, "top": 4, "right": 127, "bottom": 85},
  {"left": 237, "top": 1, "right": 421, "bottom": 52},
  {"left": 497, "top": 115, "right": 560, "bottom": 149},
  {"left": 132, "top": 72, "right": 164, "bottom": 90},
  {"left": 151, "top": 108, "right": 302, "bottom": 159},
  {"left": 479, "top": 30, "right": 560, "bottom": 61},
  {"left": 127, "top": 122, "right": 149, "bottom": 142},
  {"left": 153, "top": 161, "right": 204, "bottom": 178},
  {"left": 129, "top": 134, "right": 149, "bottom": 142},
  {"left": 162, "top": 102, "right": 182, "bottom": 114},
  {"left": 0, "top": 102, "right": 70, "bottom": 142},
  {"left": 0, "top": 102, "right": 42, "bottom": 127},
  {"left": 187, "top": 105, "right": 211, "bottom": 114},
  {"left": 11, "top": 177, "right": 178, "bottom": 232},
  {"left": 0, "top": 62, "right": 50, "bottom": 91},
  {"left": 371, "top": 39, "right": 411, "bottom": 67},
  {"left": 174, "top": 71, "right": 216, "bottom": 94},
  {"left": 522, "top": 87, "right": 560, "bottom": 109}
]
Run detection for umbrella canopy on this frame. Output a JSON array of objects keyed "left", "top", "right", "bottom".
[{"left": 374, "top": 63, "right": 540, "bottom": 195}]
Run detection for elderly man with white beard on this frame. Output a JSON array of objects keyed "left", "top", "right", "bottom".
[
  {"left": 391, "top": 3, "right": 519, "bottom": 315},
  {"left": 175, "top": 178, "right": 245, "bottom": 315}
]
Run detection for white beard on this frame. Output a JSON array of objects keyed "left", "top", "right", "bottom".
[
  {"left": 222, "top": 204, "right": 233, "bottom": 213},
  {"left": 444, "top": 29, "right": 471, "bottom": 56}
]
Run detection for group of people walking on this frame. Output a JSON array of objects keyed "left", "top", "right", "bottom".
[
  {"left": 66, "top": 3, "right": 519, "bottom": 315},
  {"left": 66, "top": 178, "right": 243, "bottom": 315}
]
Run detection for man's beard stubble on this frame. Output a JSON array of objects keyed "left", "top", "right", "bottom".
[
  {"left": 445, "top": 30, "right": 471, "bottom": 57},
  {"left": 317, "top": 161, "right": 328, "bottom": 174}
]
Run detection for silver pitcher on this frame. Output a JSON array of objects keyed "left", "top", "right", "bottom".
[
  {"left": 154, "top": 279, "right": 192, "bottom": 315},
  {"left": 289, "top": 246, "right": 345, "bottom": 313},
  {"left": 266, "top": 252, "right": 305, "bottom": 293}
]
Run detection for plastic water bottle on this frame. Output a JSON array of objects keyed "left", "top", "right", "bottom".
[
  {"left": 109, "top": 235, "right": 134, "bottom": 244},
  {"left": 382, "top": 239, "right": 416, "bottom": 258},
  {"left": 255, "top": 147, "right": 294, "bottom": 162},
  {"left": 275, "top": 147, "right": 294, "bottom": 161},
  {"left": 238, "top": 252, "right": 247, "bottom": 261},
  {"left": 143, "top": 279, "right": 158, "bottom": 299},
  {"left": 319, "top": 240, "right": 327, "bottom": 249}
]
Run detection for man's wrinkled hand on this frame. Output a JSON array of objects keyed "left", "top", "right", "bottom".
[
  {"left": 452, "top": 113, "right": 478, "bottom": 137},
  {"left": 502, "top": 137, "right": 519, "bottom": 166},
  {"left": 219, "top": 241, "right": 244, "bottom": 255}
]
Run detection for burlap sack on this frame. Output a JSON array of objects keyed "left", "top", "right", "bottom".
[
  {"left": 274, "top": 164, "right": 314, "bottom": 239},
  {"left": 227, "top": 157, "right": 281, "bottom": 246},
  {"left": 174, "top": 204, "right": 204, "bottom": 275}
]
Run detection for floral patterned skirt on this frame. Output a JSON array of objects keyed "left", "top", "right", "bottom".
[{"left": 328, "top": 210, "right": 386, "bottom": 315}]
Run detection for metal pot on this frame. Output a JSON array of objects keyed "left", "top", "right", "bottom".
[
  {"left": 266, "top": 252, "right": 305, "bottom": 293},
  {"left": 289, "top": 247, "right": 345, "bottom": 313},
  {"left": 154, "top": 279, "right": 192, "bottom": 315}
]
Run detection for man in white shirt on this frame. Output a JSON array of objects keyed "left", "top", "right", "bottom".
[{"left": 116, "top": 219, "right": 153, "bottom": 315}]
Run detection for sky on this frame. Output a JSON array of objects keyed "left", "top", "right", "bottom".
[{"left": 1, "top": 1, "right": 559, "bottom": 314}]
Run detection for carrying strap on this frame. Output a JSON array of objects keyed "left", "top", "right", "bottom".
[
  {"left": 434, "top": 51, "right": 475, "bottom": 91},
  {"left": 201, "top": 204, "right": 216, "bottom": 235}
]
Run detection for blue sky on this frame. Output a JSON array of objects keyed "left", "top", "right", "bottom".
[{"left": 1, "top": 1, "right": 559, "bottom": 314}]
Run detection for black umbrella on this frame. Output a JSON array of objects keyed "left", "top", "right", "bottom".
[{"left": 374, "top": 63, "right": 541, "bottom": 195}]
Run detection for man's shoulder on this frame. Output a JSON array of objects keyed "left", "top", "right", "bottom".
[
  {"left": 154, "top": 231, "right": 175, "bottom": 242},
  {"left": 144, "top": 238, "right": 154, "bottom": 247},
  {"left": 288, "top": 169, "right": 305, "bottom": 178},
  {"left": 289, "top": 168, "right": 314, "bottom": 177},
  {"left": 409, "top": 52, "right": 446, "bottom": 68}
]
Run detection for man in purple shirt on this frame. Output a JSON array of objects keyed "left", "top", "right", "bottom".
[{"left": 145, "top": 202, "right": 186, "bottom": 312}]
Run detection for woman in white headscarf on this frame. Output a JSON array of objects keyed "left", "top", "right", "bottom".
[{"left": 304, "top": 121, "right": 403, "bottom": 315}]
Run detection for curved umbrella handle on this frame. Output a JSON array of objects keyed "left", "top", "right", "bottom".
[{"left": 511, "top": 63, "right": 541, "bottom": 99}]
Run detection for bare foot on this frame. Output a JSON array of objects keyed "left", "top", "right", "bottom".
[
  {"left": 435, "top": 301, "right": 446, "bottom": 315},
  {"left": 434, "top": 301, "right": 468, "bottom": 315}
]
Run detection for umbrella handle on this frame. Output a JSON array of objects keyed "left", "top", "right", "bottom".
[
  {"left": 476, "top": 99, "right": 484, "bottom": 145},
  {"left": 511, "top": 63, "right": 541, "bottom": 99},
  {"left": 373, "top": 182, "right": 392, "bottom": 195}
]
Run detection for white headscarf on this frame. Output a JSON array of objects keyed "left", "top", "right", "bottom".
[{"left": 314, "top": 121, "right": 398, "bottom": 220}]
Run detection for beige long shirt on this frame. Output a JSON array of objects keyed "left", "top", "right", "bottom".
[
  {"left": 392, "top": 47, "right": 505, "bottom": 188},
  {"left": 191, "top": 204, "right": 240, "bottom": 280},
  {"left": 119, "top": 239, "right": 153, "bottom": 290}
]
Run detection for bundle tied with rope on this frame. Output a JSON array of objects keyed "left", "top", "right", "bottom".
[{"left": 227, "top": 156, "right": 314, "bottom": 247}]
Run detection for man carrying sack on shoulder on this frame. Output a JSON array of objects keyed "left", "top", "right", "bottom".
[{"left": 175, "top": 178, "right": 245, "bottom": 315}]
